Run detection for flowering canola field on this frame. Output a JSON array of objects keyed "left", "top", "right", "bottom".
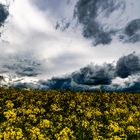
[{"left": 0, "top": 88, "right": 140, "bottom": 140}]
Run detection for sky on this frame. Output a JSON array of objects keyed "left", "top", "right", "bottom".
[{"left": 0, "top": 0, "right": 140, "bottom": 91}]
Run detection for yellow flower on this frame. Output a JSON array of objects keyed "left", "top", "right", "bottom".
[
  {"left": 127, "top": 126, "right": 136, "bottom": 132},
  {"left": 28, "top": 114, "right": 37, "bottom": 122},
  {"left": 51, "top": 104, "right": 62, "bottom": 112},
  {"left": 57, "top": 127, "right": 75, "bottom": 140},
  {"left": 25, "top": 109, "right": 32, "bottom": 115},
  {"left": 109, "top": 121, "right": 122, "bottom": 133},
  {"left": 131, "top": 105, "right": 137, "bottom": 111},
  {"left": 0, "top": 132, "right": 3, "bottom": 140},
  {"left": 57, "top": 135, "right": 69, "bottom": 140},
  {"left": 85, "top": 110, "right": 92, "bottom": 119},
  {"left": 113, "top": 136, "right": 121, "bottom": 140},
  {"left": 3, "top": 131, "right": 9, "bottom": 140},
  {"left": 69, "top": 100, "right": 76, "bottom": 108},
  {"left": 36, "top": 101, "right": 42, "bottom": 105},
  {"left": 39, "top": 119, "right": 52, "bottom": 128},
  {"left": 4, "top": 110, "right": 17, "bottom": 121},
  {"left": 5, "top": 100, "right": 14, "bottom": 109},
  {"left": 95, "top": 110, "right": 102, "bottom": 116},
  {"left": 104, "top": 111, "right": 109, "bottom": 115},
  {"left": 33, "top": 107, "right": 40, "bottom": 114},
  {"left": 29, "top": 127, "right": 42, "bottom": 139},
  {"left": 128, "top": 116, "right": 133, "bottom": 122},
  {"left": 16, "top": 128, "right": 23, "bottom": 140},
  {"left": 38, "top": 134, "right": 46, "bottom": 140},
  {"left": 82, "top": 120, "right": 89, "bottom": 128},
  {"left": 40, "top": 108, "right": 46, "bottom": 114},
  {"left": 2, "top": 127, "right": 23, "bottom": 140}
]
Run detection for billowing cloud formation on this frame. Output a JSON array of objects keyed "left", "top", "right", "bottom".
[
  {"left": 74, "top": 0, "right": 140, "bottom": 45},
  {"left": 74, "top": 0, "right": 123, "bottom": 45},
  {"left": 35, "top": 53, "right": 140, "bottom": 92},
  {"left": 0, "top": 54, "right": 140, "bottom": 92},
  {"left": 116, "top": 53, "right": 140, "bottom": 78},
  {"left": 72, "top": 64, "right": 114, "bottom": 85}
]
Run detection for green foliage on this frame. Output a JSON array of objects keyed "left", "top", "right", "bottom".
[{"left": 0, "top": 88, "right": 139, "bottom": 140}]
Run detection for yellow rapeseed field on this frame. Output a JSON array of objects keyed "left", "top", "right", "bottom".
[{"left": 0, "top": 88, "right": 139, "bottom": 140}]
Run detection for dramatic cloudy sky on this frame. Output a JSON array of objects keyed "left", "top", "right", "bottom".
[{"left": 0, "top": 0, "right": 140, "bottom": 91}]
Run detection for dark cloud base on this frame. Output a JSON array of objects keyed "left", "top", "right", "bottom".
[{"left": 10, "top": 53, "right": 140, "bottom": 93}]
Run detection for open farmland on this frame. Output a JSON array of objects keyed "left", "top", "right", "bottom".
[{"left": 0, "top": 88, "right": 140, "bottom": 140}]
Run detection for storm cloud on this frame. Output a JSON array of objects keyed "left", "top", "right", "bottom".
[
  {"left": 1, "top": 52, "right": 140, "bottom": 92},
  {"left": 36, "top": 53, "right": 140, "bottom": 92},
  {"left": 0, "top": 3, "right": 9, "bottom": 37},
  {"left": 0, "top": 4, "right": 9, "bottom": 27},
  {"left": 72, "top": 63, "right": 115, "bottom": 85},
  {"left": 124, "top": 19, "right": 140, "bottom": 43},
  {"left": 74, "top": 0, "right": 125, "bottom": 45},
  {"left": 116, "top": 53, "right": 140, "bottom": 78},
  {"left": 74, "top": 0, "right": 140, "bottom": 45}
]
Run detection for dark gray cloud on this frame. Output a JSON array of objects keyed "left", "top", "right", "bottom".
[
  {"left": 41, "top": 77, "right": 72, "bottom": 90},
  {"left": 74, "top": 0, "right": 125, "bottom": 45},
  {"left": 124, "top": 81, "right": 140, "bottom": 92},
  {"left": 125, "top": 19, "right": 140, "bottom": 37},
  {"left": 1, "top": 53, "right": 140, "bottom": 92},
  {"left": 34, "top": 53, "right": 140, "bottom": 92},
  {"left": 74, "top": 0, "right": 140, "bottom": 45},
  {"left": 1, "top": 57, "right": 41, "bottom": 77},
  {"left": 0, "top": 3, "right": 9, "bottom": 38},
  {"left": 30, "top": 0, "right": 140, "bottom": 46},
  {"left": 72, "top": 63, "right": 115, "bottom": 85},
  {"left": 0, "top": 4, "right": 9, "bottom": 27},
  {"left": 116, "top": 53, "right": 140, "bottom": 78},
  {"left": 41, "top": 63, "right": 115, "bottom": 90},
  {"left": 124, "top": 19, "right": 140, "bottom": 43}
]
